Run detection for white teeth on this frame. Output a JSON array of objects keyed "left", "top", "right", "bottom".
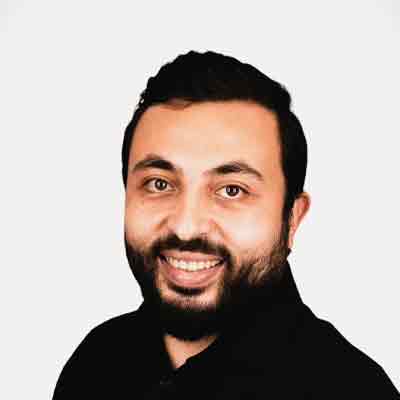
[{"left": 165, "top": 256, "right": 221, "bottom": 271}]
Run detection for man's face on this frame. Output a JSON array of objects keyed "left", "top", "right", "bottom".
[{"left": 124, "top": 101, "right": 292, "bottom": 340}]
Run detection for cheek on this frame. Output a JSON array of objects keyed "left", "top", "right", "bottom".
[
  {"left": 124, "top": 196, "right": 165, "bottom": 244},
  {"left": 219, "top": 206, "right": 282, "bottom": 256}
]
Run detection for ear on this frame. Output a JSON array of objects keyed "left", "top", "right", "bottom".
[{"left": 288, "top": 192, "right": 311, "bottom": 249}]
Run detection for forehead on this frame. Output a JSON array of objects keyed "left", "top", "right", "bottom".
[{"left": 129, "top": 101, "right": 282, "bottom": 178}]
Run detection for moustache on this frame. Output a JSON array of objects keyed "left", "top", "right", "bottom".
[
  {"left": 150, "top": 233, "right": 232, "bottom": 264},
  {"left": 124, "top": 233, "right": 233, "bottom": 280}
]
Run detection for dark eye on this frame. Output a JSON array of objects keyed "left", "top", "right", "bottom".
[
  {"left": 145, "top": 178, "right": 173, "bottom": 193},
  {"left": 216, "top": 185, "right": 247, "bottom": 199}
]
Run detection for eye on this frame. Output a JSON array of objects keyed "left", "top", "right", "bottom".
[
  {"left": 216, "top": 185, "right": 248, "bottom": 199},
  {"left": 144, "top": 178, "right": 173, "bottom": 193}
]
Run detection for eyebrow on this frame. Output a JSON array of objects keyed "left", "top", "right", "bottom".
[{"left": 131, "top": 153, "right": 264, "bottom": 182}]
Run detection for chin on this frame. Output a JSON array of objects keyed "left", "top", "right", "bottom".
[
  {"left": 158, "top": 278, "right": 221, "bottom": 313},
  {"left": 155, "top": 282, "right": 225, "bottom": 341}
]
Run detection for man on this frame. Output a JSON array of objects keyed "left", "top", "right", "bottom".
[{"left": 53, "top": 51, "right": 399, "bottom": 399}]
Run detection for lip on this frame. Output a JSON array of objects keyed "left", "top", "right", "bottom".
[
  {"left": 158, "top": 255, "right": 224, "bottom": 289},
  {"left": 160, "top": 250, "right": 222, "bottom": 262}
]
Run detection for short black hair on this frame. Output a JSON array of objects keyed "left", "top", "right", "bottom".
[{"left": 122, "top": 50, "right": 307, "bottom": 221}]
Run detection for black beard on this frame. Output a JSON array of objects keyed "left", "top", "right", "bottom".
[{"left": 124, "top": 218, "right": 291, "bottom": 341}]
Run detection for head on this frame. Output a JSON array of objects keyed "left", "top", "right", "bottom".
[{"left": 122, "top": 51, "right": 310, "bottom": 340}]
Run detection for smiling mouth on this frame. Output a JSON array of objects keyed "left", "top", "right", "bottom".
[
  {"left": 158, "top": 254, "right": 225, "bottom": 288},
  {"left": 159, "top": 254, "right": 224, "bottom": 272}
]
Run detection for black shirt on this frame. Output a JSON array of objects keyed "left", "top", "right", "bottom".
[{"left": 53, "top": 262, "right": 399, "bottom": 399}]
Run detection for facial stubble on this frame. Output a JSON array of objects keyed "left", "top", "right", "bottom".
[{"left": 124, "top": 217, "right": 291, "bottom": 341}]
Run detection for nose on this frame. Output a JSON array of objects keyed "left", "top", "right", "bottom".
[{"left": 166, "top": 190, "right": 212, "bottom": 241}]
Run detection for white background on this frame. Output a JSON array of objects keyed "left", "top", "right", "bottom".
[{"left": 1, "top": 1, "right": 399, "bottom": 398}]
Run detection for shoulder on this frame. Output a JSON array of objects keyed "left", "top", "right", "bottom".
[
  {"left": 71, "top": 306, "right": 156, "bottom": 361},
  {"left": 299, "top": 308, "right": 383, "bottom": 372},
  {"left": 60, "top": 309, "right": 142, "bottom": 364},
  {"left": 295, "top": 305, "right": 399, "bottom": 397},
  {"left": 53, "top": 309, "right": 148, "bottom": 399},
  {"left": 84, "top": 310, "right": 140, "bottom": 342},
  {"left": 66, "top": 310, "right": 138, "bottom": 354}
]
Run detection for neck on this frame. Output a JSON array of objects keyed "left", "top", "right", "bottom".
[{"left": 163, "top": 333, "right": 218, "bottom": 369}]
